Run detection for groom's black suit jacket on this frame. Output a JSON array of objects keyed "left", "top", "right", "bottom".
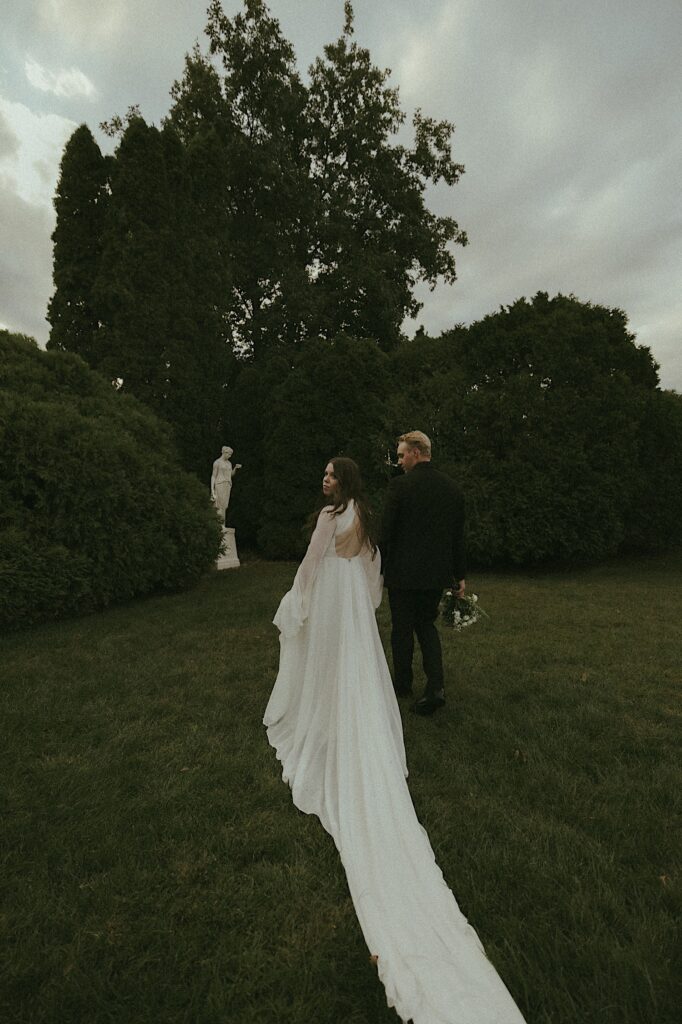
[{"left": 381, "top": 462, "right": 466, "bottom": 590}]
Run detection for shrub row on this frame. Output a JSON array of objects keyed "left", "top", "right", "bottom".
[{"left": 0, "top": 331, "right": 222, "bottom": 630}]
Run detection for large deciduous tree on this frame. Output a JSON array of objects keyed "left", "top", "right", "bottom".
[
  {"left": 167, "top": 0, "right": 467, "bottom": 357},
  {"left": 170, "top": 0, "right": 313, "bottom": 360},
  {"left": 305, "top": 2, "right": 466, "bottom": 349}
]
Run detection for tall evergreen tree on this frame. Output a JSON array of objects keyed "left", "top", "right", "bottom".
[
  {"left": 92, "top": 117, "right": 174, "bottom": 412},
  {"left": 47, "top": 125, "right": 110, "bottom": 360},
  {"left": 163, "top": 124, "right": 236, "bottom": 477},
  {"left": 89, "top": 118, "right": 233, "bottom": 477}
]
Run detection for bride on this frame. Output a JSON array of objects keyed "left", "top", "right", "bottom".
[{"left": 264, "top": 457, "right": 527, "bottom": 1024}]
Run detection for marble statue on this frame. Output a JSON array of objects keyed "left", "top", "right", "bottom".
[
  {"left": 211, "top": 446, "right": 241, "bottom": 527},
  {"left": 211, "top": 446, "right": 241, "bottom": 570}
]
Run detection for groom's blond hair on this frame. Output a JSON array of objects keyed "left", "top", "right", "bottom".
[{"left": 398, "top": 430, "right": 432, "bottom": 457}]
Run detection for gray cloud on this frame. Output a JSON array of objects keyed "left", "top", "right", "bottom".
[
  {"left": 25, "top": 57, "right": 97, "bottom": 99},
  {"left": 0, "top": 108, "right": 19, "bottom": 159},
  {"left": 0, "top": 174, "right": 53, "bottom": 341},
  {"left": 393, "top": 0, "right": 682, "bottom": 389}
]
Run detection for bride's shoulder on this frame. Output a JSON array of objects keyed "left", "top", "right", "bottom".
[
  {"left": 335, "top": 500, "right": 356, "bottom": 528},
  {"left": 317, "top": 500, "right": 354, "bottom": 522}
]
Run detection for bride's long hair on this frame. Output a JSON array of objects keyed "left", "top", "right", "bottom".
[{"left": 307, "top": 456, "right": 378, "bottom": 556}]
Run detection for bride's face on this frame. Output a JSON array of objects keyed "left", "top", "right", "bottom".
[{"left": 322, "top": 462, "right": 339, "bottom": 499}]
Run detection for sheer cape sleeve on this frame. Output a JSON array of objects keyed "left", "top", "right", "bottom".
[
  {"left": 360, "top": 544, "right": 383, "bottom": 609},
  {"left": 273, "top": 506, "right": 336, "bottom": 638}
]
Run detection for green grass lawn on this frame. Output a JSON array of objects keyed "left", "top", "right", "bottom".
[{"left": 2, "top": 551, "right": 681, "bottom": 1024}]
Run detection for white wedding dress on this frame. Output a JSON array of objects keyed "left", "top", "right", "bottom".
[{"left": 264, "top": 501, "right": 527, "bottom": 1024}]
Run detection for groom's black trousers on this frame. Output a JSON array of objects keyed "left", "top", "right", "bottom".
[{"left": 387, "top": 588, "right": 444, "bottom": 696}]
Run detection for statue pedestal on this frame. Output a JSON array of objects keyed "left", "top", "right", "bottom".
[{"left": 217, "top": 526, "right": 240, "bottom": 570}]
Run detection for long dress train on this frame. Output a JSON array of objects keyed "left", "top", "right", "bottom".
[{"left": 264, "top": 502, "right": 527, "bottom": 1024}]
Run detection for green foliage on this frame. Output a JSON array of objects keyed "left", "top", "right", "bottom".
[
  {"left": 196, "top": 0, "right": 313, "bottom": 357},
  {"left": 47, "top": 124, "right": 110, "bottom": 362},
  {"left": 257, "top": 334, "right": 391, "bottom": 557},
  {"left": 93, "top": 118, "right": 175, "bottom": 404},
  {"left": 54, "top": 115, "right": 236, "bottom": 481},
  {"left": 223, "top": 354, "right": 290, "bottom": 546},
  {"left": 172, "top": 0, "right": 466, "bottom": 355},
  {"left": 305, "top": 8, "right": 466, "bottom": 349},
  {"left": 387, "top": 294, "right": 682, "bottom": 566},
  {"left": 0, "top": 331, "right": 222, "bottom": 629},
  {"left": 625, "top": 388, "right": 682, "bottom": 551},
  {"left": 225, "top": 293, "right": 682, "bottom": 565},
  {"left": 49, "top": 0, "right": 467, "bottom": 502},
  {"left": 43, "top": 4, "right": 680, "bottom": 570}
]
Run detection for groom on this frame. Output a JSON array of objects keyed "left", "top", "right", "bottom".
[{"left": 381, "top": 431, "right": 466, "bottom": 715}]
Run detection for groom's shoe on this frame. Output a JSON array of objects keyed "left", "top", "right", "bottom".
[{"left": 412, "top": 691, "right": 446, "bottom": 716}]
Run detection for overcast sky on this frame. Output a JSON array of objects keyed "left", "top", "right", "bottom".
[{"left": 1, "top": 0, "right": 681, "bottom": 389}]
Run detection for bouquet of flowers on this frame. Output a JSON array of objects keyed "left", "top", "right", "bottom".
[{"left": 439, "top": 590, "right": 488, "bottom": 631}]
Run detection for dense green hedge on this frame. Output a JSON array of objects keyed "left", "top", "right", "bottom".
[
  {"left": 224, "top": 293, "right": 682, "bottom": 566},
  {"left": 391, "top": 294, "right": 682, "bottom": 566},
  {"left": 254, "top": 335, "right": 390, "bottom": 558},
  {"left": 0, "top": 331, "right": 222, "bottom": 629}
]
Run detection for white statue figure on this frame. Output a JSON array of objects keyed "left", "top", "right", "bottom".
[{"left": 211, "top": 446, "right": 241, "bottom": 527}]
